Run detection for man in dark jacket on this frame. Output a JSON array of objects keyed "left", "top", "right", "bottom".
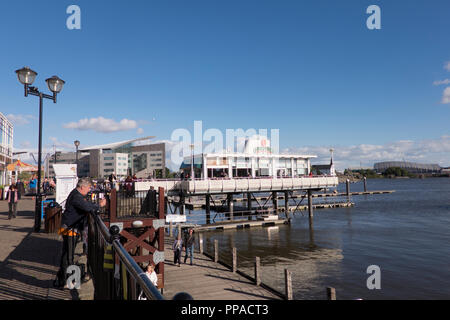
[
  {"left": 183, "top": 228, "right": 195, "bottom": 265},
  {"left": 55, "top": 177, "right": 106, "bottom": 288}
]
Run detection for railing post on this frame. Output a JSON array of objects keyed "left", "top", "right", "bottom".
[
  {"left": 110, "top": 188, "right": 117, "bottom": 222},
  {"left": 254, "top": 256, "right": 261, "bottom": 286},
  {"left": 214, "top": 240, "right": 219, "bottom": 263},
  {"left": 327, "top": 287, "right": 336, "bottom": 300},
  {"left": 285, "top": 269, "right": 293, "bottom": 300},
  {"left": 232, "top": 247, "right": 237, "bottom": 273},
  {"left": 199, "top": 233, "right": 203, "bottom": 254}
]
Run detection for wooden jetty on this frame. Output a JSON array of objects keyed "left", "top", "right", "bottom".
[{"left": 162, "top": 235, "right": 283, "bottom": 300}]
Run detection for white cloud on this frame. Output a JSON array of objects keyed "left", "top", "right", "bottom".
[
  {"left": 137, "top": 128, "right": 144, "bottom": 134},
  {"left": 283, "top": 136, "right": 450, "bottom": 170},
  {"left": 6, "top": 114, "right": 34, "bottom": 125},
  {"left": 445, "top": 61, "right": 450, "bottom": 72},
  {"left": 63, "top": 117, "right": 138, "bottom": 133},
  {"left": 433, "top": 79, "right": 450, "bottom": 86},
  {"left": 48, "top": 137, "right": 76, "bottom": 150},
  {"left": 442, "top": 87, "right": 450, "bottom": 104}
]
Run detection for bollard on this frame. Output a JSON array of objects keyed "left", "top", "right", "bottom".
[
  {"left": 232, "top": 247, "right": 237, "bottom": 273},
  {"left": 285, "top": 269, "right": 293, "bottom": 300},
  {"left": 254, "top": 257, "right": 261, "bottom": 286},
  {"left": 346, "top": 179, "right": 350, "bottom": 202},
  {"left": 214, "top": 240, "right": 219, "bottom": 263},
  {"left": 199, "top": 233, "right": 203, "bottom": 254},
  {"left": 327, "top": 287, "right": 336, "bottom": 300}
]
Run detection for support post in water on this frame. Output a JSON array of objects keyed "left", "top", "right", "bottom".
[
  {"left": 327, "top": 287, "right": 336, "bottom": 300},
  {"left": 214, "top": 239, "right": 219, "bottom": 263},
  {"left": 255, "top": 256, "right": 261, "bottom": 286},
  {"left": 346, "top": 179, "right": 350, "bottom": 202},
  {"left": 232, "top": 247, "right": 237, "bottom": 273},
  {"left": 205, "top": 194, "right": 211, "bottom": 225},
  {"left": 285, "top": 269, "right": 293, "bottom": 300},
  {"left": 227, "top": 193, "right": 234, "bottom": 221},
  {"left": 247, "top": 192, "right": 252, "bottom": 220},
  {"left": 272, "top": 191, "right": 278, "bottom": 213},
  {"left": 308, "top": 190, "right": 313, "bottom": 219},
  {"left": 363, "top": 177, "right": 367, "bottom": 192},
  {"left": 284, "top": 191, "right": 289, "bottom": 219}
]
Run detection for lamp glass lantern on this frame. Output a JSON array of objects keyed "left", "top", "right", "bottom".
[
  {"left": 46, "top": 76, "right": 65, "bottom": 93},
  {"left": 15, "top": 67, "right": 37, "bottom": 85}
]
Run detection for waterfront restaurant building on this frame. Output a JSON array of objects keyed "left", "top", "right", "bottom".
[
  {"left": 0, "top": 113, "right": 13, "bottom": 185},
  {"left": 181, "top": 136, "right": 320, "bottom": 179}
]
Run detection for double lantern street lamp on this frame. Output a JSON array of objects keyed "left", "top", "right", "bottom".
[{"left": 15, "top": 66, "right": 65, "bottom": 232}]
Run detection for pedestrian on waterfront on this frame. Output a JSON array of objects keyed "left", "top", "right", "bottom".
[
  {"left": 125, "top": 175, "right": 133, "bottom": 197},
  {"left": 16, "top": 179, "right": 25, "bottom": 199},
  {"left": 173, "top": 233, "right": 183, "bottom": 267},
  {"left": 43, "top": 178, "right": 50, "bottom": 194},
  {"left": 6, "top": 184, "right": 19, "bottom": 219},
  {"left": 183, "top": 228, "right": 195, "bottom": 265},
  {"left": 138, "top": 264, "right": 158, "bottom": 300},
  {"left": 54, "top": 177, "right": 106, "bottom": 288},
  {"left": 29, "top": 175, "right": 37, "bottom": 199}
]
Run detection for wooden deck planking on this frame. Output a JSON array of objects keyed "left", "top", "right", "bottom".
[{"left": 162, "top": 237, "right": 282, "bottom": 300}]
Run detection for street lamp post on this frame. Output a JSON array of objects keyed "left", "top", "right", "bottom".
[
  {"left": 74, "top": 140, "right": 80, "bottom": 177},
  {"left": 15, "top": 67, "right": 65, "bottom": 232}
]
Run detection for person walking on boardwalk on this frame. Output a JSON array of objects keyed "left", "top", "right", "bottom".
[
  {"left": 29, "top": 175, "right": 37, "bottom": 199},
  {"left": 173, "top": 233, "right": 183, "bottom": 267},
  {"left": 6, "top": 184, "right": 19, "bottom": 219},
  {"left": 183, "top": 228, "right": 195, "bottom": 265},
  {"left": 16, "top": 179, "right": 25, "bottom": 199},
  {"left": 54, "top": 177, "right": 106, "bottom": 288}
]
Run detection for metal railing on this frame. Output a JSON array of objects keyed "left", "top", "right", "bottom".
[{"left": 87, "top": 210, "right": 164, "bottom": 300}]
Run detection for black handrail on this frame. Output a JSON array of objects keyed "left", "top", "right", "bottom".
[{"left": 89, "top": 210, "right": 164, "bottom": 300}]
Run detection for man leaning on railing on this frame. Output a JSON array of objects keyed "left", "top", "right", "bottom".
[{"left": 54, "top": 177, "right": 107, "bottom": 289}]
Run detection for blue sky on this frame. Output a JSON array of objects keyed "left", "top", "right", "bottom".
[{"left": 1, "top": 0, "right": 449, "bottom": 169}]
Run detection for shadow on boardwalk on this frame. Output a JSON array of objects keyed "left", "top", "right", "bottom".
[{"left": 0, "top": 198, "right": 72, "bottom": 300}]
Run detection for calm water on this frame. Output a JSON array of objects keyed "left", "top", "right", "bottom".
[{"left": 199, "top": 178, "right": 450, "bottom": 300}]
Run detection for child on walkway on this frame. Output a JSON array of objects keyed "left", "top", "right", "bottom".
[
  {"left": 6, "top": 184, "right": 19, "bottom": 219},
  {"left": 172, "top": 234, "right": 183, "bottom": 267}
]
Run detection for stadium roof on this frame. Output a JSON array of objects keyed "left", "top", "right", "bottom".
[{"left": 79, "top": 136, "right": 155, "bottom": 151}]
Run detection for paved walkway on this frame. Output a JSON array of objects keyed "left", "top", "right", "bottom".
[
  {"left": 162, "top": 236, "right": 282, "bottom": 300},
  {"left": 0, "top": 197, "right": 73, "bottom": 300}
]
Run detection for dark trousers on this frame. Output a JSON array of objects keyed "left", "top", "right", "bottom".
[
  {"left": 8, "top": 202, "right": 17, "bottom": 218},
  {"left": 56, "top": 234, "right": 76, "bottom": 284},
  {"left": 174, "top": 249, "right": 181, "bottom": 265}
]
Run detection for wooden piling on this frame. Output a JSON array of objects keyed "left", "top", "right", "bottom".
[
  {"left": 214, "top": 240, "right": 219, "bottom": 263},
  {"left": 177, "top": 224, "right": 181, "bottom": 239},
  {"left": 232, "top": 247, "right": 237, "bottom": 273},
  {"left": 307, "top": 190, "right": 313, "bottom": 219},
  {"left": 205, "top": 194, "right": 211, "bottom": 225},
  {"left": 169, "top": 221, "right": 173, "bottom": 237},
  {"left": 346, "top": 179, "right": 350, "bottom": 202},
  {"left": 327, "top": 287, "right": 336, "bottom": 300},
  {"left": 284, "top": 191, "right": 289, "bottom": 219},
  {"left": 227, "top": 194, "right": 234, "bottom": 221},
  {"left": 247, "top": 193, "right": 252, "bottom": 220},
  {"left": 272, "top": 191, "right": 278, "bottom": 213},
  {"left": 255, "top": 257, "right": 261, "bottom": 286},
  {"left": 285, "top": 269, "right": 293, "bottom": 300}
]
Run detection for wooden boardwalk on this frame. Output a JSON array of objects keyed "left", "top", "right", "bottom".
[
  {"left": 162, "top": 236, "right": 282, "bottom": 300},
  {"left": 0, "top": 197, "right": 74, "bottom": 300}
]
